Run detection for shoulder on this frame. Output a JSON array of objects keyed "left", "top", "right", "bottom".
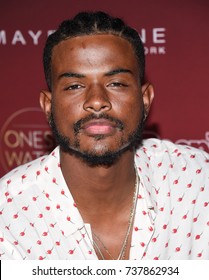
[
  {"left": 135, "top": 138, "right": 209, "bottom": 213},
  {"left": 0, "top": 147, "right": 60, "bottom": 204},
  {"left": 138, "top": 138, "right": 209, "bottom": 162},
  {"left": 135, "top": 138, "right": 209, "bottom": 180}
]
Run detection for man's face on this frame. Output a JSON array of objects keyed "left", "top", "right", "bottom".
[{"left": 41, "top": 34, "right": 153, "bottom": 165}]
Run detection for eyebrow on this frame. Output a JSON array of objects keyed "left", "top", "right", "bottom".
[
  {"left": 58, "top": 72, "right": 85, "bottom": 80},
  {"left": 57, "top": 68, "right": 133, "bottom": 80},
  {"left": 105, "top": 68, "right": 133, "bottom": 76}
]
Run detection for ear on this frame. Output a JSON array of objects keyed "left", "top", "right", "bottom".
[
  {"left": 40, "top": 90, "right": 52, "bottom": 121},
  {"left": 141, "top": 83, "right": 154, "bottom": 116}
]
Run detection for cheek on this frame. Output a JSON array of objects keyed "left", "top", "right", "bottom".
[
  {"left": 52, "top": 98, "right": 80, "bottom": 130},
  {"left": 117, "top": 96, "right": 142, "bottom": 126}
]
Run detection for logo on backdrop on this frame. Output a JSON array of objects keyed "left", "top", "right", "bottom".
[
  {"left": 0, "top": 108, "right": 55, "bottom": 173},
  {"left": 175, "top": 132, "right": 209, "bottom": 153},
  {"left": 0, "top": 27, "right": 166, "bottom": 55},
  {"left": 138, "top": 27, "right": 166, "bottom": 55}
]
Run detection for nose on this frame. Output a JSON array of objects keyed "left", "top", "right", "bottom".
[{"left": 83, "top": 84, "right": 112, "bottom": 113}]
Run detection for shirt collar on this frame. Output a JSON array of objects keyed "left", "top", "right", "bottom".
[{"left": 134, "top": 145, "right": 157, "bottom": 215}]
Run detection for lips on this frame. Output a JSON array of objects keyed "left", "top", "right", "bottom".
[{"left": 81, "top": 119, "right": 116, "bottom": 135}]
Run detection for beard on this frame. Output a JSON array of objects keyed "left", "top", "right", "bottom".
[{"left": 49, "top": 109, "right": 146, "bottom": 167}]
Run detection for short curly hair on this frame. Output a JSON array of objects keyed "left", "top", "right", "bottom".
[{"left": 43, "top": 11, "right": 145, "bottom": 90}]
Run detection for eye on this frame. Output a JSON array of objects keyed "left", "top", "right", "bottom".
[
  {"left": 64, "top": 84, "right": 84, "bottom": 91},
  {"left": 108, "top": 82, "right": 128, "bottom": 87}
]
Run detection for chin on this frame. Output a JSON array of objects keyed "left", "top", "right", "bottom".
[
  {"left": 70, "top": 147, "right": 129, "bottom": 167},
  {"left": 60, "top": 139, "right": 134, "bottom": 167}
]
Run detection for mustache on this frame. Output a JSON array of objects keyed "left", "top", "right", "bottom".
[{"left": 73, "top": 113, "right": 124, "bottom": 134}]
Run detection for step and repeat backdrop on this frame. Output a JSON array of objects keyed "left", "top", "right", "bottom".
[{"left": 0, "top": 0, "right": 209, "bottom": 177}]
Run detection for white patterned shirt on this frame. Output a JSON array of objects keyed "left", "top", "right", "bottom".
[{"left": 0, "top": 139, "right": 209, "bottom": 260}]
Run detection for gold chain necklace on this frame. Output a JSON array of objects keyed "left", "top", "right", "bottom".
[{"left": 92, "top": 170, "right": 139, "bottom": 260}]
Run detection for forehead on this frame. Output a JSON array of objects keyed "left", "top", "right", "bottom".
[{"left": 51, "top": 34, "right": 139, "bottom": 74}]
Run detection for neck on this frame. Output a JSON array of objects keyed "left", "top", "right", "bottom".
[{"left": 60, "top": 149, "right": 136, "bottom": 215}]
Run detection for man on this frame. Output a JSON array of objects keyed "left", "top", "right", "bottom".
[{"left": 0, "top": 11, "right": 209, "bottom": 260}]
